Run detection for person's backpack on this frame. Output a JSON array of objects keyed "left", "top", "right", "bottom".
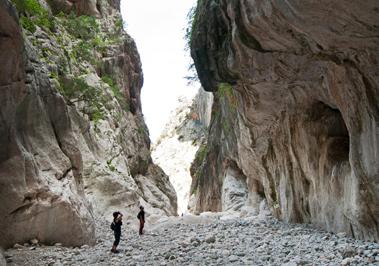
[
  {"left": 110, "top": 221, "right": 115, "bottom": 231},
  {"left": 137, "top": 213, "right": 140, "bottom": 220}
]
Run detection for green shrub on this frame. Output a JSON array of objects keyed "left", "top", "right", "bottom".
[
  {"left": 56, "top": 11, "right": 65, "bottom": 18},
  {"left": 217, "top": 83, "right": 233, "bottom": 97},
  {"left": 184, "top": 3, "right": 200, "bottom": 85},
  {"left": 49, "top": 70, "right": 58, "bottom": 79},
  {"left": 217, "top": 83, "right": 237, "bottom": 109},
  {"left": 12, "top": 0, "right": 54, "bottom": 32},
  {"left": 108, "top": 36, "right": 122, "bottom": 45},
  {"left": 101, "top": 75, "right": 114, "bottom": 87},
  {"left": 12, "top": 0, "right": 45, "bottom": 15},
  {"left": 73, "top": 41, "right": 94, "bottom": 62},
  {"left": 64, "top": 14, "right": 100, "bottom": 40},
  {"left": 184, "top": 3, "right": 198, "bottom": 50},
  {"left": 137, "top": 127, "right": 145, "bottom": 135},
  {"left": 59, "top": 77, "right": 106, "bottom": 122},
  {"left": 20, "top": 16, "right": 36, "bottom": 33},
  {"left": 101, "top": 75, "right": 129, "bottom": 111},
  {"left": 91, "top": 35, "right": 108, "bottom": 52},
  {"left": 190, "top": 143, "right": 207, "bottom": 195},
  {"left": 106, "top": 160, "right": 116, "bottom": 172},
  {"left": 197, "top": 144, "right": 208, "bottom": 162},
  {"left": 59, "top": 77, "right": 93, "bottom": 101},
  {"left": 191, "top": 186, "right": 198, "bottom": 196},
  {"left": 62, "top": 14, "right": 108, "bottom": 65},
  {"left": 36, "top": 15, "right": 54, "bottom": 31},
  {"left": 114, "top": 17, "right": 124, "bottom": 32},
  {"left": 88, "top": 106, "right": 105, "bottom": 123}
]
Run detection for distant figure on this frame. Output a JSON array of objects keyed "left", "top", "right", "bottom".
[
  {"left": 110, "top": 211, "right": 123, "bottom": 253},
  {"left": 137, "top": 206, "right": 145, "bottom": 235}
]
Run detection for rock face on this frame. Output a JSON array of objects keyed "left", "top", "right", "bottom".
[
  {"left": 0, "top": 0, "right": 95, "bottom": 248},
  {"left": 0, "top": 248, "right": 5, "bottom": 266},
  {"left": 152, "top": 91, "right": 212, "bottom": 214},
  {"left": 0, "top": 0, "right": 176, "bottom": 248},
  {"left": 47, "top": 0, "right": 100, "bottom": 16},
  {"left": 190, "top": 0, "right": 379, "bottom": 241},
  {"left": 193, "top": 88, "right": 213, "bottom": 128}
]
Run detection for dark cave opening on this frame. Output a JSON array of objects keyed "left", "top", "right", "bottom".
[{"left": 309, "top": 101, "right": 350, "bottom": 163}]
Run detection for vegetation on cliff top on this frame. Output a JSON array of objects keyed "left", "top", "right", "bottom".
[
  {"left": 184, "top": 1, "right": 200, "bottom": 85},
  {"left": 12, "top": 0, "right": 130, "bottom": 125},
  {"left": 12, "top": 0, "right": 54, "bottom": 33}
]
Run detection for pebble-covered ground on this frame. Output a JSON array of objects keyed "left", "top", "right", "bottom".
[{"left": 4, "top": 214, "right": 379, "bottom": 266}]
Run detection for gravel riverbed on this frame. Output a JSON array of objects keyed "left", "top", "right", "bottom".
[{"left": 4, "top": 214, "right": 379, "bottom": 266}]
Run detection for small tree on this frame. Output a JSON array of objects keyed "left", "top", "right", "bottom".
[{"left": 59, "top": 77, "right": 106, "bottom": 122}]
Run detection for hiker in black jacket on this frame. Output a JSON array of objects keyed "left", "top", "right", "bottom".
[
  {"left": 137, "top": 206, "right": 145, "bottom": 235},
  {"left": 111, "top": 211, "right": 123, "bottom": 253}
]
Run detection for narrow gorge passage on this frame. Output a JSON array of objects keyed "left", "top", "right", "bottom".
[
  {"left": 151, "top": 97, "right": 204, "bottom": 215},
  {"left": 1, "top": 0, "right": 379, "bottom": 265},
  {"left": 151, "top": 93, "right": 211, "bottom": 215}
]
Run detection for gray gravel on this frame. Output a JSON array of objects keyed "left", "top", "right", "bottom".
[{"left": 4, "top": 215, "right": 379, "bottom": 265}]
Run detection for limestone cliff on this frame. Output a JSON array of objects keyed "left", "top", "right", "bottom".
[
  {"left": 152, "top": 89, "right": 212, "bottom": 214},
  {"left": 0, "top": 0, "right": 177, "bottom": 248},
  {"left": 190, "top": 0, "right": 379, "bottom": 241}
]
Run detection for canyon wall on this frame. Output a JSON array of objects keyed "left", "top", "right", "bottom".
[
  {"left": 0, "top": 0, "right": 176, "bottom": 248},
  {"left": 152, "top": 90, "right": 212, "bottom": 214},
  {"left": 0, "top": 249, "right": 4, "bottom": 266},
  {"left": 190, "top": 0, "right": 379, "bottom": 241}
]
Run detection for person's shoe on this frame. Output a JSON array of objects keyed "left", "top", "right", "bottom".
[{"left": 113, "top": 250, "right": 120, "bottom": 254}]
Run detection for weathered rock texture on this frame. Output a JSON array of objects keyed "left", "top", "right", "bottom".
[
  {"left": 0, "top": 0, "right": 176, "bottom": 248},
  {"left": 194, "top": 88, "right": 213, "bottom": 128},
  {"left": 0, "top": 248, "right": 5, "bottom": 266},
  {"left": 152, "top": 91, "right": 212, "bottom": 214},
  {"left": 47, "top": 0, "right": 100, "bottom": 17},
  {"left": 190, "top": 0, "right": 379, "bottom": 241},
  {"left": 0, "top": 0, "right": 95, "bottom": 248}
]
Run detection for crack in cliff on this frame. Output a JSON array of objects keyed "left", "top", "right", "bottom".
[
  {"left": 57, "top": 166, "right": 73, "bottom": 181},
  {"left": 9, "top": 203, "right": 34, "bottom": 216},
  {"left": 261, "top": 139, "right": 280, "bottom": 216}
]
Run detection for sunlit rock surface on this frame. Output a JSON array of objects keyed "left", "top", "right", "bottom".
[
  {"left": 190, "top": 0, "right": 379, "bottom": 240},
  {"left": 0, "top": 0, "right": 176, "bottom": 248},
  {"left": 152, "top": 91, "right": 212, "bottom": 214}
]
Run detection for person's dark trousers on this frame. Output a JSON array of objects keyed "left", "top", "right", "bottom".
[
  {"left": 139, "top": 220, "right": 144, "bottom": 235},
  {"left": 114, "top": 232, "right": 121, "bottom": 246}
]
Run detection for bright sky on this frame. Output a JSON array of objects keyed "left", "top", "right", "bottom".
[{"left": 121, "top": 0, "right": 199, "bottom": 143}]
